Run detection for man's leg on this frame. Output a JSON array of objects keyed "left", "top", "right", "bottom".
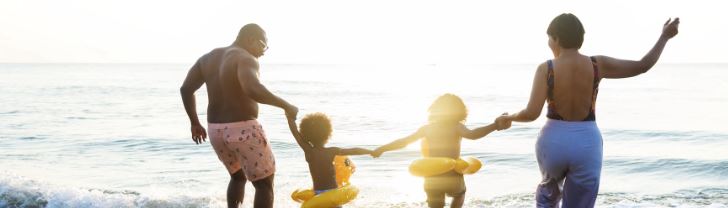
[
  {"left": 251, "top": 174, "right": 275, "bottom": 208},
  {"left": 228, "top": 170, "right": 247, "bottom": 208},
  {"left": 208, "top": 126, "right": 246, "bottom": 208}
]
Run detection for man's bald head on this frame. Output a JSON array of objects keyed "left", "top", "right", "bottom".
[
  {"left": 236, "top": 23, "right": 265, "bottom": 43},
  {"left": 234, "top": 23, "right": 267, "bottom": 58}
]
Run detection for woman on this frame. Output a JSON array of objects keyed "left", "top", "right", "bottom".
[{"left": 497, "top": 14, "right": 679, "bottom": 207}]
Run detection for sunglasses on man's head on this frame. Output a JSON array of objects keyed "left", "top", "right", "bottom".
[{"left": 258, "top": 40, "right": 268, "bottom": 52}]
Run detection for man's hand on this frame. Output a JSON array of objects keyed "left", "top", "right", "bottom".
[
  {"left": 191, "top": 124, "right": 207, "bottom": 144},
  {"left": 285, "top": 104, "right": 299, "bottom": 121}
]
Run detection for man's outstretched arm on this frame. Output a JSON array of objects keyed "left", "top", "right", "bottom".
[{"left": 236, "top": 56, "right": 298, "bottom": 118}]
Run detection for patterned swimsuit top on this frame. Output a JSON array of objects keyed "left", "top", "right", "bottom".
[{"left": 546, "top": 57, "right": 601, "bottom": 121}]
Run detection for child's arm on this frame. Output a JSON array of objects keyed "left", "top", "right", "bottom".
[
  {"left": 287, "top": 116, "right": 313, "bottom": 152},
  {"left": 460, "top": 123, "right": 498, "bottom": 140},
  {"left": 372, "top": 127, "right": 425, "bottom": 157},
  {"left": 331, "top": 147, "right": 373, "bottom": 156}
]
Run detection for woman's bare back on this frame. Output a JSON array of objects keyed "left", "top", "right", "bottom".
[{"left": 549, "top": 54, "right": 600, "bottom": 121}]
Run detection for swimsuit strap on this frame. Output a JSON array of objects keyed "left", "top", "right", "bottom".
[
  {"left": 545, "top": 60, "right": 564, "bottom": 120},
  {"left": 583, "top": 56, "right": 601, "bottom": 121}
]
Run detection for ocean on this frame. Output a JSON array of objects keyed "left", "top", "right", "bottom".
[{"left": 1, "top": 63, "right": 727, "bottom": 207}]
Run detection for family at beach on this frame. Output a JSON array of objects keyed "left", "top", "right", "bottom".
[{"left": 181, "top": 13, "right": 680, "bottom": 208}]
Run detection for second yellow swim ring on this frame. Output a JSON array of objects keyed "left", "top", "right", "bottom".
[{"left": 409, "top": 156, "right": 483, "bottom": 177}]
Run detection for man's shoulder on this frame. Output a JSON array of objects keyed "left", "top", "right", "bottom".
[
  {"left": 203, "top": 47, "right": 227, "bottom": 58},
  {"left": 223, "top": 48, "right": 257, "bottom": 66}
]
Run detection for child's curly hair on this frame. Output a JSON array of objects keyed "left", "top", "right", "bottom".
[
  {"left": 428, "top": 93, "right": 467, "bottom": 123},
  {"left": 299, "top": 112, "right": 333, "bottom": 147}
]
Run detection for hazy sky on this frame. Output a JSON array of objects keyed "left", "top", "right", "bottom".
[{"left": 0, "top": 0, "right": 725, "bottom": 64}]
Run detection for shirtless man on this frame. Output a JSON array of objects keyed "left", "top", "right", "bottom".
[{"left": 180, "top": 23, "right": 297, "bottom": 208}]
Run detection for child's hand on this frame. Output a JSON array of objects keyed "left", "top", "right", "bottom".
[
  {"left": 364, "top": 149, "right": 374, "bottom": 156},
  {"left": 495, "top": 112, "right": 512, "bottom": 130},
  {"left": 371, "top": 148, "right": 384, "bottom": 158}
]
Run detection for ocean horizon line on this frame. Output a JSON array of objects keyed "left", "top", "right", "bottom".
[{"left": 1, "top": 61, "right": 727, "bottom": 66}]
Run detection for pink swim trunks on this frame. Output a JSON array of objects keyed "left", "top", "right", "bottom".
[{"left": 208, "top": 120, "right": 275, "bottom": 181}]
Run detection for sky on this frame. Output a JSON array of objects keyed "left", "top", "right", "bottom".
[{"left": 0, "top": 0, "right": 725, "bottom": 64}]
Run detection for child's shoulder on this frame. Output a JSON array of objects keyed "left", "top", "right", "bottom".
[
  {"left": 305, "top": 147, "right": 336, "bottom": 158},
  {"left": 322, "top": 146, "right": 342, "bottom": 155},
  {"left": 419, "top": 123, "right": 434, "bottom": 131},
  {"left": 323, "top": 146, "right": 340, "bottom": 151},
  {"left": 424, "top": 122, "right": 465, "bottom": 130}
]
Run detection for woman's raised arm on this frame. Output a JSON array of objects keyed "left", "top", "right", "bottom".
[{"left": 597, "top": 18, "right": 680, "bottom": 79}]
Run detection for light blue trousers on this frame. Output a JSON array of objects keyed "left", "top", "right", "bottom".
[{"left": 536, "top": 119, "right": 603, "bottom": 208}]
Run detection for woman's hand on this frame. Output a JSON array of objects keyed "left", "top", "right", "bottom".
[
  {"left": 495, "top": 113, "right": 512, "bottom": 131},
  {"left": 661, "top": 17, "right": 680, "bottom": 40}
]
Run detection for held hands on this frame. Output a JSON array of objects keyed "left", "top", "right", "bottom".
[
  {"left": 191, "top": 124, "right": 207, "bottom": 144},
  {"left": 661, "top": 17, "right": 680, "bottom": 40},
  {"left": 495, "top": 112, "right": 512, "bottom": 131},
  {"left": 285, "top": 104, "right": 299, "bottom": 121},
  {"left": 362, "top": 149, "right": 374, "bottom": 158},
  {"left": 370, "top": 147, "right": 384, "bottom": 158}
]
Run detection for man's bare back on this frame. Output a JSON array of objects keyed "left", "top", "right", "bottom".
[
  {"left": 195, "top": 47, "right": 260, "bottom": 123},
  {"left": 181, "top": 32, "right": 295, "bottom": 125}
]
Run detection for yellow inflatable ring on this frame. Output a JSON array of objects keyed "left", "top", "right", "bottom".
[
  {"left": 291, "top": 188, "right": 315, "bottom": 203},
  {"left": 409, "top": 156, "right": 483, "bottom": 177},
  {"left": 291, "top": 185, "right": 359, "bottom": 208},
  {"left": 292, "top": 156, "right": 358, "bottom": 207}
]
